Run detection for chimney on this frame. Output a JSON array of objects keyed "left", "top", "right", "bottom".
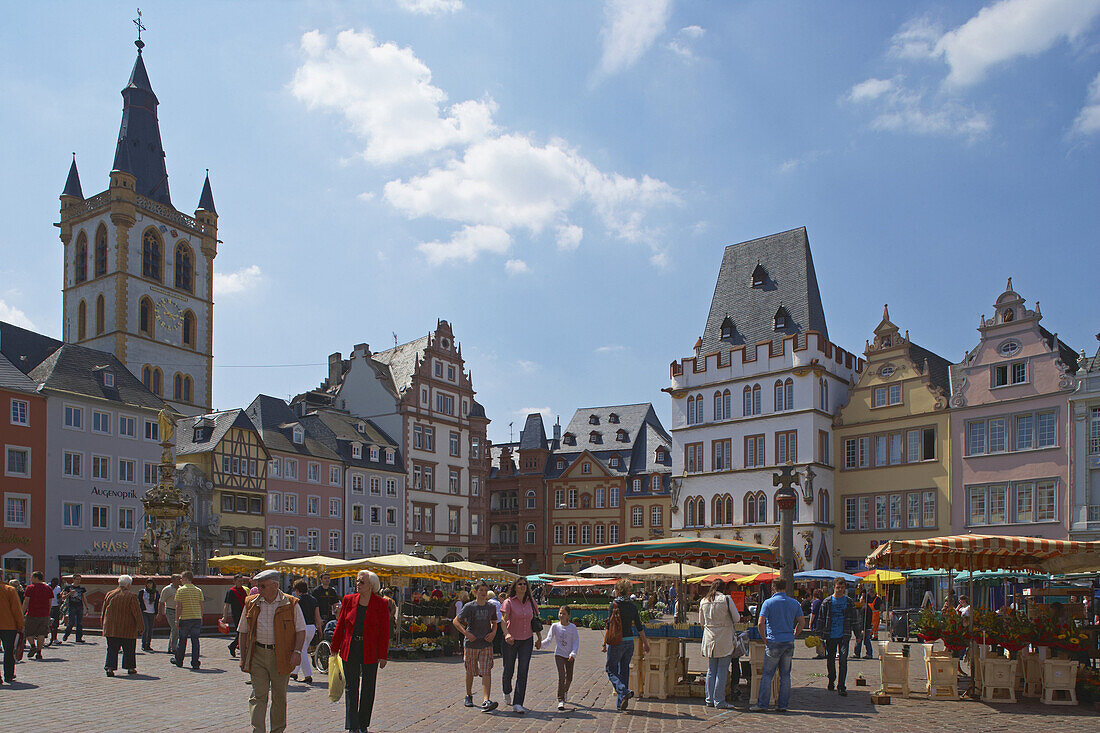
[
  {"left": 328, "top": 352, "right": 343, "bottom": 385},
  {"left": 553, "top": 417, "right": 561, "bottom": 442},
  {"left": 352, "top": 343, "right": 370, "bottom": 359}
]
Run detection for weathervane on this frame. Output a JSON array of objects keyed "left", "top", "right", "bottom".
[{"left": 134, "top": 8, "right": 146, "bottom": 52}]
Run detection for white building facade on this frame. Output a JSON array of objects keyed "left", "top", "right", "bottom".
[
  {"left": 1070, "top": 341, "right": 1100, "bottom": 540},
  {"left": 667, "top": 228, "right": 862, "bottom": 569}
]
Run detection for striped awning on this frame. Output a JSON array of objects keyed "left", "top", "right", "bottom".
[
  {"left": 865, "top": 534, "right": 1100, "bottom": 574},
  {"left": 563, "top": 536, "right": 778, "bottom": 566}
]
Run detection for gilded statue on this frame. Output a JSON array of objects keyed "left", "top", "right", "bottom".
[{"left": 158, "top": 407, "right": 176, "bottom": 444}]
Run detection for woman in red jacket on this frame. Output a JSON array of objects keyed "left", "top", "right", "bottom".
[{"left": 331, "top": 570, "right": 389, "bottom": 733}]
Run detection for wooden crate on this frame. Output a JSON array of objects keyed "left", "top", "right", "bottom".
[
  {"left": 1019, "top": 651, "right": 1043, "bottom": 698},
  {"left": 926, "top": 657, "right": 959, "bottom": 701},
  {"left": 980, "top": 657, "right": 1017, "bottom": 703},
  {"left": 1041, "top": 659, "right": 1078, "bottom": 706},
  {"left": 879, "top": 653, "right": 910, "bottom": 698}
]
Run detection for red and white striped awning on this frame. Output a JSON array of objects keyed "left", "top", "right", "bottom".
[{"left": 865, "top": 534, "right": 1100, "bottom": 574}]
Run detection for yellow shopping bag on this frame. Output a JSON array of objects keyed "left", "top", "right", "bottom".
[{"left": 328, "top": 653, "right": 345, "bottom": 703}]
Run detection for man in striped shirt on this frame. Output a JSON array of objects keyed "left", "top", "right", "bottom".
[{"left": 172, "top": 571, "right": 205, "bottom": 670}]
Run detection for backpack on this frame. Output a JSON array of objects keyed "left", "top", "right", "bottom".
[{"left": 604, "top": 600, "right": 623, "bottom": 646}]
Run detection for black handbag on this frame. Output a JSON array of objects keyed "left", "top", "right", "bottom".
[{"left": 529, "top": 598, "right": 543, "bottom": 634}]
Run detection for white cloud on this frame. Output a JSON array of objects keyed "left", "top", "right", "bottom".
[
  {"left": 213, "top": 265, "right": 263, "bottom": 296},
  {"left": 1072, "top": 71, "right": 1100, "bottom": 135},
  {"left": 555, "top": 224, "right": 583, "bottom": 251},
  {"left": 395, "top": 0, "right": 463, "bottom": 15},
  {"left": 516, "top": 360, "right": 538, "bottom": 373},
  {"left": 596, "top": 344, "right": 626, "bottom": 353},
  {"left": 777, "top": 149, "right": 828, "bottom": 174},
  {"left": 504, "top": 258, "right": 530, "bottom": 275},
  {"left": 668, "top": 24, "right": 705, "bottom": 61},
  {"left": 290, "top": 29, "right": 496, "bottom": 164},
  {"left": 889, "top": 17, "right": 943, "bottom": 60},
  {"left": 848, "top": 77, "right": 895, "bottom": 102},
  {"left": 417, "top": 224, "right": 512, "bottom": 265},
  {"left": 294, "top": 28, "right": 677, "bottom": 267},
  {"left": 598, "top": 0, "right": 673, "bottom": 77},
  {"left": 936, "top": 0, "right": 1100, "bottom": 88},
  {"left": 847, "top": 76, "right": 990, "bottom": 138},
  {"left": 0, "top": 298, "right": 36, "bottom": 330}
]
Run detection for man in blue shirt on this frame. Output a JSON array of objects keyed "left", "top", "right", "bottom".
[
  {"left": 749, "top": 578, "right": 804, "bottom": 713},
  {"left": 817, "top": 578, "right": 857, "bottom": 695}
]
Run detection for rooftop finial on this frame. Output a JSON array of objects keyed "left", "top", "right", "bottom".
[
  {"left": 133, "top": 8, "right": 146, "bottom": 52},
  {"left": 882, "top": 303, "right": 890, "bottom": 322},
  {"left": 1005, "top": 276, "right": 1013, "bottom": 292}
]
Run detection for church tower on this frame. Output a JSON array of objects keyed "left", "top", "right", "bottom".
[{"left": 58, "top": 35, "right": 216, "bottom": 415}]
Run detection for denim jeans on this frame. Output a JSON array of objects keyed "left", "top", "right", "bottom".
[
  {"left": 501, "top": 636, "right": 534, "bottom": 706},
  {"left": 63, "top": 605, "right": 84, "bottom": 641},
  {"left": 856, "top": 628, "right": 874, "bottom": 657},
  {"left": 605, "top": 638, "right": 634, "bottom": 704},
  {"left": 142, "top": 612, "right": 156, "bottom": 649},
  {"left": 175, "top": 618, "right": 201, "bottom": 667},
  {"left": 757, "top": 641, "right": 795, "bottom": 710},
  {"left": 706, "top": 654, "right": 732, "bottom": 705},
  {"left": 825, "top": 636, "right": 850, "bottom": 689}
]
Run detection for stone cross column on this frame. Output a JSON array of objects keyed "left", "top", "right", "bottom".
[{"left": 772, "top": 463, "right": 801, "bottom": 592}]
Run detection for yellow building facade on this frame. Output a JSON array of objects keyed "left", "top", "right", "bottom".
[{"left": 833, "top": 307, "right": 952, "bottom": 571}]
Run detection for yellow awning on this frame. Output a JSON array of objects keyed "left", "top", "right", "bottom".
[
  {"left": 208, "top": 554, "right": 266, "bottom": 574},
  {"left": 265, "top": 554, "right": 346, "bottom": 579}
]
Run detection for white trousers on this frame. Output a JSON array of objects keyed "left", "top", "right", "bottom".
[{"left": 295, "top": 624, "right": 315, "bottom": 677}]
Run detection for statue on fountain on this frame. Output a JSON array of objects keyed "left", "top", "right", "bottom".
[{"left": 139, "top": 409, "right": 193, "bottom": 575}]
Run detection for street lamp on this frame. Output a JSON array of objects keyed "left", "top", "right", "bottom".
[{"left": 412, "top": 542, "right": 424, "bottom": 558}]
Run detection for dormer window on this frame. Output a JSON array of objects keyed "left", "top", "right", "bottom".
[
  {"left": 385, "top": 449, "right": 395, "bottom": 464},
  {"left": 774, "top": 306, "right": 790, "bottom": 330},
  {"left": 103, "top": 372, "right": 115, "bottom": 388},
  {"left": 351, "top": 443, "right": 362, "bottom": 459},
  {"left": 608, "top": 413, "right": 619, "bottom": 424},
  {"left": 590, "top": 431, "right": 602, "bottom": 444},
  {"left": 609, "top": 456, "right": 620, "bottom": 468},
  {"left": 616, "top": 429, "right": 628, "bottom": 442},
  {"left": 656, "top": 448, "right": 667, "bottom": 463},
  {"left": 563, "top": 433, "right": 576, "bottom": 446},
  {"left": 751, "top": 264, "right": 767, "bottom": 288},
  {"left": 292, "top": 426, "right": 304, "bottom": 444},
  {"left": 192, "top": 428, "right": 203, "bottom": 443},
  {"left": 720, "top": 317, "right": 735, "bottom": 340},
  {"left": 589, "top": 415, "right": 600, "bottom": 425},
  {"left": 556, "top": 459, "right": 565, "bottom": 470},
  {"left": 357, "top": 421, "right": 365, "bottom": 433}
]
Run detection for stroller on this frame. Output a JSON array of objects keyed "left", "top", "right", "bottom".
[{"left": 311, "top": 618, "right": 337, "bottom": 674}]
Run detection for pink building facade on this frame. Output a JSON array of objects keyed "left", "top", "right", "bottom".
[{"left": 948, "top": 280, "right": 1078, "bottom": 539}]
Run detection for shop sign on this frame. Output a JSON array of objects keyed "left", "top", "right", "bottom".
[
  {"left": 90, "top": 487, "right": 139, "bottom": 499},
  {"left": 0, "top": 529, "right": 32, "bottom": 545},
  {"left": 90, "top": 540, "right": 130, "bottom": 552}
]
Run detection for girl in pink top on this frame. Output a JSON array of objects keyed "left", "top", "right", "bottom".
[{"left": 500, "top": 579, "right": 541, "bottom": 714}]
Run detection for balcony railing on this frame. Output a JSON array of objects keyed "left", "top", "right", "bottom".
[{"left": 1088, "top": 505, "right": 1100, "bottom": 523}]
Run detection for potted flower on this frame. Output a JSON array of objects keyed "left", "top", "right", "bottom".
[{"left": 915, "top": 609, "right": 942, "bottom": 642}]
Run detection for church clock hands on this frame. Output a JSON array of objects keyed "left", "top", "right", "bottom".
[{"left": 154, "top": 296, "right": 184, "bottom": 331}]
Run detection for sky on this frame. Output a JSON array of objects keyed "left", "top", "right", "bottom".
[{"left": 1, "top": 0, "right": 1098, "bottom": 445}]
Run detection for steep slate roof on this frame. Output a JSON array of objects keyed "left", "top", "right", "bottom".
[
  {"left": 309, "top": 410, "right": 406, "bottom": 473},
  {"left": 0, "top": 352, "right": 37, "bottom": 393},
  {"left": 197, "top": 172, "right": 216, "bottom": 214},
  {"left": 175, "top": 409, "right": 255, "bottom": 456},
  {"left": 698, "top": 227, "right": 828, "bottom": 355},
  {"left": 1039, "top": 326, "right": 1080, "bottom": 373},
  {"left": 28, "top": 343, "right": 165, "bottom": 410},
  {"left": 370, "top": 335, "right": 431, "bottom": 396},
  {"left": 0, "top": 321, "right": 62, "bottom": 375},
  {"left": 246, "top": 394, "right": 340, "bottom": 461},
  {"left": 906, "top": 341, "right": 952, "bottom": 395},
  {"left": 113, "top": 50, "right": 172, "bottom": 206},
  {"left": 62, "top": 155, "right": 83, "bottom": 198},
  {"left": 548, "top": 403, "right": 672, "bottom": 481},
  {"left": 518, "top": 413, "right": 548, "bottom": 451}
]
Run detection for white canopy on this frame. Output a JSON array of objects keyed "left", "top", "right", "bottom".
[
  {"left": 577, "top": 564, "right": 608, "bottom": 575},
  {"left": 602, "top": 563, "right": 645, "bottom": 575}
]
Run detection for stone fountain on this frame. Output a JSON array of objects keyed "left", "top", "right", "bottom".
[{"left": 138, "top": 408, "right": 193, "bottom": 575}]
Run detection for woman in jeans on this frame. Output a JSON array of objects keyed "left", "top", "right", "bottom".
[
  {"left": 291, "top": 580, "right": 323, "bottom": 683},
  {"left": 138, "top": 578, "right": 159, "bottom": 652},
  {"left": 699, "top": 579, "right": 740, "bottom": 709},
  {"left": 331, "top": 570, "right": 389, "bottom": 733},
  {"left": 602, "top": 578, "right": 650, "bottom": 712},
  {"left": 500, "top": 578, "right": 541, "bottom": 714}
]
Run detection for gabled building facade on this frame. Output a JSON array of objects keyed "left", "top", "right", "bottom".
[
  {"left": 1070, "top": 338, "right": 1100, "bottom": 540},
  {"left": 667, "top": 228, "right": 862, "bottom": 570},
  {"left": 176, "top": 409, "right": 269, "bottom": 568},
  {"left": 949, "top": 280, "right": 1078, "bottom": 539},
  {"left": 57, "top": 41, "right": 217, "bottom": 415},
  {"left": 833, "top": 307, "right": 952, "bottom": 571},
  {"left": 1, "top": 349, "right": 47, "bottom": 582},
  {"left": 295, "top": 321, "right": 489, "bottom": 561},
  {"left": 547, "top": 404, "right": 672, "bottom": 573}
]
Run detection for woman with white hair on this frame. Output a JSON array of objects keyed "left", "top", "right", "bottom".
[
  {"left": 330, "top": 570, "right": 389, "bottom": 733},
  {"left": 101, "top": 575, "right": 144, "bottom": 676}
]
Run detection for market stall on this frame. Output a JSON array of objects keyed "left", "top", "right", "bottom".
[
  {"left": 265, "top": 554, "right": 346, "bottom": 579},
  {"left": 208, "top": 553, "right": 265, "bottom": 575},
  {"left": 867, "top": 534, "right": 1100, "bottom": 702}
]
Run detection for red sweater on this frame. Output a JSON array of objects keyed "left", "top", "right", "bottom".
[{"left": 331, "top": 593, "right": 390, "bottom": 665}]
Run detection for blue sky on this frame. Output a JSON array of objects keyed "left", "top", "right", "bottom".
[{"left": 1, "top": 1, "right": 1098, "bottom": 444}]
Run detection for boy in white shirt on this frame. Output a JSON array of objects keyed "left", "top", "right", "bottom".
[{"left": 540, "top": 605, "right": 580, "bottom": 710}]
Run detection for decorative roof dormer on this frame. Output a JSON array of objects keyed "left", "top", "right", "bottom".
[
  {"left": 589, "top": 414, "right": 599, "bottom": 425},
  {"left": 980, "top": 278, "right": 1040, "bottom": 331},
  {"left": 751, "top": 263, "right": 767, "bottom": 288},
  {"left": 563, "top": 432, "right": 576, "bottom": 446},
  {"left": 589, "top": 430, "right": 602, "bottom": 444},
  {"left": 608, "top": 413, "right": 619, "bottom": 424},
  {"left": 291, "top": 424, "right": 304, "bottom": 444},
  {"left": 616, "top": 428, "right": 629, "bottom": 442},
  {"left": 867, "top": 304, "right": 907, "bottom": 353},
  {"left": 720, "top": 316, "right": 735, "bottom": 340},
  {"left": 773, "top": 306, "right": 791, "bottom": 331}
]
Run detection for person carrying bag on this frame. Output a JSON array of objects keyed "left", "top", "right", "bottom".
[{"left": 699, "top": 579, "right": 740, "bottom": 709}]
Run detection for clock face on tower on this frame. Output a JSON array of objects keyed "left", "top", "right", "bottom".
[{"left": 155, "top": 296, "right": 183, "bottom": 331}]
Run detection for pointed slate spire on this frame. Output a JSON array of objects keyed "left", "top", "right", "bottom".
[
  {"left": 197, "top": 170, "right": 217, "bottom": 214},
  {"left": 112, "top": 44, "right": 172, "bottom": 206},
  {"left": 62, "top": 154, "right": 84, "bottom": 198}
]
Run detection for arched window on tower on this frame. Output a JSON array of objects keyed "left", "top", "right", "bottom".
[
  {"left": 142, "top": 366, "right": 152, "bottom": 391},
  {"left": 139, "top": 296, "right": 154, "bottom": 337},
  {"left": 695, "top": 497, "right": 705, "bottom": 527},
  {"left": 173, "top": 373, "right": 183, "bottom": 400},
  {"left": 685, "top": 498, "right": 696, "bottom": 528},
  {"left": 722, "top": 389, "right": 731, "bottom": 420},
  {"left": 142, "top": 229, "right": 162, "bottom": 281},
  {"left": 94, "top": 225, "right": 108, "bottom": 278},
  {"left": 77, "top": 299, "right": 87, "bottom": 340},
  {"left": 95, "top": 294, "right": 105, "bottom": 335},
  {"left": 182, "top": 311, "right": 196, "bottom": 349},
  {"left": 743, "top": 386, "right": 752, "bottom": 416},
  {"left": 152, "top": 368, "right": 162, "bottom": 396},
  {"left": 745, "top": 493, "right": 756, "bottom": 524},
  {"left": 774, "top": 380, "right": 785, "bottom": 411},
  {"left": 713, "top": 392, "right": 723, "bottom": 421},
  {"left": 74, "top": 232, "right": 88, "bottom": 284},
  {"left": 184, "top": 376, "right": 193, "bottom": 403},
  {"left": 752, "top": 384, "right": 761, "bottom": 414},
  {"left": 174, "top": 243, "right": 193, "bottom": 292},
  {"left": 713, "top": 495, "right": 725, "bottom": 526},
  {"left": 756, "top": 492, "right": 767, "bottom": 524},
  {"left": 724, "top": 495, "right": 734, "bottom": 525}
]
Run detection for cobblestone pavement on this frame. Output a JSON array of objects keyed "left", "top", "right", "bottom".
[{"left": 1, "top": 629, "right": 1096, "bottom": 732}]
